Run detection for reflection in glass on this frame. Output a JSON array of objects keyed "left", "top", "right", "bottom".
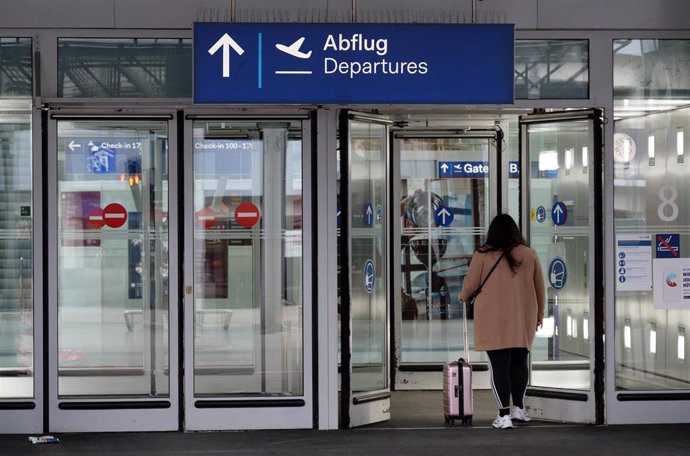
[
  {"left": 0, "top": 100, "right": 33, "bottom": 398},
  {"left": 193, "top": 120, "right": 303, "bottom": 397},
  {"left": 515, "top": 40, "right": 589, "bottom": 100},
  {"left": 57, "top": 120, "right": 169, "bottom": 397},
  {"left": 614, "top": 40, "right": 690, "bottom": 390},
  {"left": 614, "top": 40, "right": 690, "bottom": 104},
  {"left": 349, "top": 121, "right": 387, "bottom": 393},
  {"left": 613, "top": 103, "right": 690, "bottom": 390},
  {"left": 526, "top": 120, "right": 591, "bottom": 390},
  {"left": 399, "top": 137, "right": 490, "bottom": 365},
  {"left": 58, "top": 38, "right": 192, "bottom": 98},
  {"left": 0, "top": 38, "right": 32, "bottom": 97}
]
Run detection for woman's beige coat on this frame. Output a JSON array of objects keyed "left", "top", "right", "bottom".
[{"left": 459, "top": 244, "right": 545, "bottom": 351}]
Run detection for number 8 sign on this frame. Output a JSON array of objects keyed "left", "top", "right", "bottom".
[{"left": 658, "top": 185, "right": 679, "bottom": 222}]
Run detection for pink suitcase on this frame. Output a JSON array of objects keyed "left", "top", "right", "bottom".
[
  {"left": 443, "top": 300, "right": 473, "bottom": 426},
  {"left": 443, "top": 358, "right": 473, "bottom": 426}
]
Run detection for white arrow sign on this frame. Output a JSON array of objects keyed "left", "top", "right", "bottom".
[
  {"left": 208, "top": 33, "right": 245, "bottom": 78},
  {"left": 68, "top": 140, "right": 81, "bottom": 152},
  {"left": 551, "top": 202, "right": 567, "bottom": 225},
  {"left": 365, "top": 205, "right": 373, "bottom": 225},
  {"left": 440, "top": 163, "right": 449, "bottom": 173},
  {"left": 438, "top": 207, "right": 451, "bottom": 224}
]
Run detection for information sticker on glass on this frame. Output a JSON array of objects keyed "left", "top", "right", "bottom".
[
  {"left": 616, "top": 234, "right": 652, "bottom": 291},
  {"left": 652, "top": 258, "right": 690, "bottom": 309}
]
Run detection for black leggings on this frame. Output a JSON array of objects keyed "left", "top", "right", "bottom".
[{"left": 487, "top": 348, "right": 529, "bottom": 414}]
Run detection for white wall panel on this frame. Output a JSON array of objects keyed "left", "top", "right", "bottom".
[
  {"left": 115, "top": 0, "right": 229, "bottom": 29},
  {"left": 0, "top": 0, "right": 688, "bottom": 30},
  {"left": 0, "top": 0, "right": 114, "bottom": 28},
  {"left": 538, "top": 0, "right": 690, "bottom": 30},
  {"left": 481, "top": 0, "right": 537, "bottom": 28},
  {"left": 114, "top": 0, "right": 345, "bottom": 28}
]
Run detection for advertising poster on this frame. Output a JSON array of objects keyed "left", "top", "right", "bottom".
[
  {"left": 652, "top": 258, "right": 690, "bottom": 309},
  {"left": 60, "top": 191, "right": 101, "bottom": 247}
]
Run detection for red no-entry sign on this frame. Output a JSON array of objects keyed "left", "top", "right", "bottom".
[
  {"left": 196, "top": 207, "right": 216, "bottom": 229},
  {"left": 103, "top": 203, "right": 128, "bottom": 228},
  {"left": 86, "top": 208, "right": 105, "bottom": 229},
  {"left": 234, "top": 202, "right": 260, "bottom": 228}
]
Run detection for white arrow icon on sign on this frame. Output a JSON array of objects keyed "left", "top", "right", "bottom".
[
  {"left": 68, "top": 140, "right": 81, "bottom": 152},
  {"left": 438, "top": 207, "right": 451, "bottom": 224},
  {"left": 208, "top": 33, "right": 245, "bottom": 78},
  {"left": 553, "top": 204, "right": 564, "bottom": 223},
  {"left": 440, "top": 163, "right": 449, "bottom": 173}
]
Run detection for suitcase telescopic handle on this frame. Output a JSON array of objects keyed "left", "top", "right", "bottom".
[{"left": 462, "top": 300, "right": 470, "bottom": 363}]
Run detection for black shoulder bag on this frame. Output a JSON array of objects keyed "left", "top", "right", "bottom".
[{"left": 465, "top": 252, "right": 505, "bottom": 319}]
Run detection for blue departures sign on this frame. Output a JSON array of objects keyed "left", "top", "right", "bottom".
[{"left": 194, "top": 23, "right": 514, "bottom": 104}]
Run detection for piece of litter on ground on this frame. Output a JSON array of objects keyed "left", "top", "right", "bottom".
[{"left": 28, "top": 435, "right": 59, "bottom": 444}]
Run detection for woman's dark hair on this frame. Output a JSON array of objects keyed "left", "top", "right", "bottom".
[{"left": 478, "top": 213, "right": 525, "bottom": 274}]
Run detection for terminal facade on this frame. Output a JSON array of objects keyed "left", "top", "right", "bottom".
[{"left": 0, "top": 0, "right": 689, "bottom": 432}]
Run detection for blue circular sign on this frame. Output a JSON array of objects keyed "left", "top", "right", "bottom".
[
  {"left": 548, "top": 257, "right": 568, "bottom": 290},
  {"left": 536, "top": 206, "right": 546, "bottom": 223},
  {"left": 434, "top": 206, "right": 455, "bottom": 227},
  {"left": 363, "top": 259, "right": 375, "bottom": 294},
  {"left": 551, "top": 202, "right": 568, "bottom": 226}
]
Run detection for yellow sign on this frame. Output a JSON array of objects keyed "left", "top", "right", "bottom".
[{"left": 530, "top": 208, "right": 536, "bottom": 221}]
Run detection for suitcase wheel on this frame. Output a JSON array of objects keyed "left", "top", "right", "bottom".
[{"left": 444, "top": 416, "right": 455, "bottom": 427}]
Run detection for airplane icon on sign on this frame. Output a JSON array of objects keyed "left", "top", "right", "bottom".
[{"left": 276, "top": 37, "right": 312, "bottom": 59}]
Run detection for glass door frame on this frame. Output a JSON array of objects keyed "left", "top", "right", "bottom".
[
  {"left": 339, "top": 110, "right": 392, "bottom": 428},
  {"left": 391, "top": 127, "right": 504, "bottom": 389},
  {"left": 182, "top": 110, "right": 314, "bottom": 431},
  {"left": 519, "top": 108, "right": 604, "bottom": 424},
  {"left": 0, "top": 103, "right": 43, "bottom": 434},
  {"left": 46, "top": 109, "right": 180, "bottom": 432}
]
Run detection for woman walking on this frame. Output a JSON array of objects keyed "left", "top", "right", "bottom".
[{"left": 458, "top": 214, "right": 545, "bottom": 429}]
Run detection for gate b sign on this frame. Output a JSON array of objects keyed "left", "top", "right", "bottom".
[{"left": 194, "top": 23, "right": 514, "bottom": 104}]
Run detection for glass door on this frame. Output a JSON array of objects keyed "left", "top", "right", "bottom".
[
  {"left": 183, "top": 116, "right": 312, "bottom": 430},
  {"left": 0, "top": 99, "right": 41, "bottom": 433},
  {"left": 392, "top": 130, "right": 502, "bottom": 385},
  {"left": 48, "top": 115, "right": 178, "bottom": 432},
  {"left": 609, "top": 100, "right": 690, "bottom": 422},
  {"left": 339, "top": 111, "right": 390, "bottom": 428},
  {"left": 520, "top": 109, "right": 604, "bottom": 423}
]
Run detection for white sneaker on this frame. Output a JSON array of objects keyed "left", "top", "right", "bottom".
[
  {"left": 492, "top": 414, "right": 514, "bottom": 429},
  {"left": 511, "top": 406, "right": 531, "bottom": 422}
]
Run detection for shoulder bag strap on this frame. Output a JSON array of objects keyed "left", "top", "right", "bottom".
[{"left": 474, "top": 251, "right": 505, "bottom": 297}]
